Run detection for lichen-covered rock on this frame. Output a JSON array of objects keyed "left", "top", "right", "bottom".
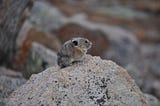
[
  {"left": 19, "top": 42, "right": 57, "bottom": 78},
  {"left": 7, "top": 55, "right": 148, "bottom": 106}
]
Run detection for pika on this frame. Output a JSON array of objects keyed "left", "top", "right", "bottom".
[{"left": 57, "top": 37, "right": 92, "bottom": 68}]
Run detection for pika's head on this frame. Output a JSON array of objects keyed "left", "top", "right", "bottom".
[{"left": 71, "top": 37, "right": 92, "bottom": 53}]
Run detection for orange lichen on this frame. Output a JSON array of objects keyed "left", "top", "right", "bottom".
[{"left": 15, "top": 36, "right": 32, "bottom": 66}]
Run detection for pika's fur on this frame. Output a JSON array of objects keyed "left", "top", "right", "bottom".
[{"left": 57, "top": 37, "right": 92, "bottom": 68}]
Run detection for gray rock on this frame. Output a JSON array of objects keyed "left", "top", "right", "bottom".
[
  {"left": 129, "top": 44, "right": 160, "bottom": 99},
  {"left": 0, "top": 98, "right": 8, "bottom": 106},
  {"left": 97, "top": 6, "right": 149, "bottom": 20},
  {"left": 0, "top": 76, "right": 26, "bottom": 106},
  {"left": 125, "top": 64, "right": 144, "bottom": 87},
  {"left": 7, "top": 55, "right": 148, "bottom": 106},
  {"left": 0, "top": 76, "right": 26, "bottom": 98},
  {"left": 29, "top": 1, "right": 65, "bottom": 31},
  {"left": 145, "top": 94, "right": 160, "bottom": 106},
  {"left": 16, "top": 20, "right": 33, "bottom": 49},
  {"left": 20, "top": 42, "right": 57, "bottom": 78},
  {"left": 141, "top": 44, "right": 160, "bottom": 78},
  {"left": 0, "top": 67, "right": 22, "bottom": 78}
]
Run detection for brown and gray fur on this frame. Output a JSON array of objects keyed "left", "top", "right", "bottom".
[{"left": 57, "top": 37, "right": 92, "bottom": 68}]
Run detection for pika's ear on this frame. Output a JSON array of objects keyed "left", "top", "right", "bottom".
[{"left": 71, "top": 39, "right": 78, "bottom": 46}]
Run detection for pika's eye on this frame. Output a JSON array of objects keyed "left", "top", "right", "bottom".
[
  {"left": 85, "top": 40, "right": 88, "bottom": 43},
  {"left": 72, "top": 40, "right": 78, "bottom": 46}
]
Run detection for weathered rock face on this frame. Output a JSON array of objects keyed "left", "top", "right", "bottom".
[{"left": 7, "top": 55, "right": 148, "bottom": 106}]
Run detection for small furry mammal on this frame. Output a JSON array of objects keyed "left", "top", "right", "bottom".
[{"left": 57, "top": 37, "right": 92, "bottom": 68}]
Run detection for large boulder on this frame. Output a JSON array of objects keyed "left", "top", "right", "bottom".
[{"left": 7, "top": 55, "right": 148, "bottom": 106}]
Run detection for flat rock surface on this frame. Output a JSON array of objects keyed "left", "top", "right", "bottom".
[{"left": 7, "top": 55, "right": 148, "bottom": 106}]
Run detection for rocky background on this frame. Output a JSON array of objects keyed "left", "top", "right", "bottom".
[{"left": 0, "top": 0, "right": 160, "bottom": 105}]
